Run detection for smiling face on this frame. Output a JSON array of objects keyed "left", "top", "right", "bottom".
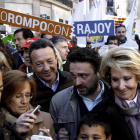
[
  {"left": 70, "top": 62, "right": 99, "bottom": 97},
  {"left": 6, "top": 81, "right": 31, "bottom": 115},
  {"left": 110, "top": 68, "right": 139, "bottom": 100},
  {"left": 78, "top": 125, "right": 111, "bottom": 140},
  {"left": 30, "top": 47, "right": 58, "bottom": 87},
  {"left": 115, "top": 27, "right": 126, "bottom": 41}
]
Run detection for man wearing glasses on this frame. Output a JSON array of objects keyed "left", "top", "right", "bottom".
[{"left": 115, "top": 24, "right": 138, "bottom": 50}]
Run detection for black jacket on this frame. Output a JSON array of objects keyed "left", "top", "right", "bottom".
[
  {"left": 91, "top": 88, "right": 135, "bottom": 140},
  {"left": 11, "top": 51, "right": 23, "bottom": 69},
  {"left": 33, "top": 70, "right": 74, "bottom": 112}
]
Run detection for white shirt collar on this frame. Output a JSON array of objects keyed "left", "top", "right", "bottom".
[
  {"left": 77, "top": 80, "right": 105, "bottom": 111},
  {"left": 125, "top": 92, "right": 138, "bottom": 106},
  {"left": 35, "top": 71, "right": 59, "bottom": 92}
]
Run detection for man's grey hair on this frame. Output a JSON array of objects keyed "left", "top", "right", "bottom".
[{"left": 50, "top": 36, "right": 67, "bottom": 46}]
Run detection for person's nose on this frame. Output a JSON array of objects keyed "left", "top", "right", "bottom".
[
  {"left": 120, "top": 32, "right": 124, "bottom": 35},
  {"left": 75, "top": 77, "right": 82, "bottom": 86},
  {"left": 21, "top": 96, "right": 27, "bottom": 104},
  {"left": 66, "top": 47, "right": 70, "bottom": 53},
  {"left": 118, "top": 80, "right": 125, "bottom": 90},
  {"left": 15, "top": 40, "right": 19, "bottom": 46},
  {"left": 43, "top": 63, "right": 50, "bottom": 71}
]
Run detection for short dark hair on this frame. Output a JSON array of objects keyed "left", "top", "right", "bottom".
[
  {"left": 67, "top": 47, "right": 101, "bottom": 73},
  {"left": 41, "top": 33, "right": 46, "bottom": 38},
  {"left": 29, "top": 38, "right": 56, "bottom": 62},
  {"left": 77, "top": 112, "right": 111, "bottom": 138},
  {"left": 50, "top": 35, "right": 67, "bottom": 46},
  {"left": 14, "top": 28, "right": 34, "bottom": 39},
  {"left": 106, "top": 35, "right": 120, "bottom": 46},
  {"left": 115, "top": 24, "right": 126, "bottom": 32}
]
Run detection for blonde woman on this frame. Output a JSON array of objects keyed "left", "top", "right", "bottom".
[{"left": 92, "top": 47, "right": 140, "bottom": 140}]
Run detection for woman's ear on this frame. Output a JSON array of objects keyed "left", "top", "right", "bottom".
[{"left": 107, "top": 134, "right": 112, "bottom": 140}]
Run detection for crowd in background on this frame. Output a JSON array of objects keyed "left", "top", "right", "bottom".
[{"left": 0, "top": 24, "right": 140, "bottom": 140}]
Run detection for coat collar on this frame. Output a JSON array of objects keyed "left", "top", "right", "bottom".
[
  {"left": 33, "top": 69, "right": 67, "bottom": 86},
  {"left": 1, "top": 106, "right": 44, "bottom": 124}
]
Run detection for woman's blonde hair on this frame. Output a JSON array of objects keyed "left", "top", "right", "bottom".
[
  {"left": 54, "top": 47, "right": 63, "bottom": 70},
  {"left": 100, "top": 47, "right": 140, "bottom": 85}
]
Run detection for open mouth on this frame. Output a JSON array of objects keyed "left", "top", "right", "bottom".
[{"left": 26, "top": 60, "right": 30, "bottom": 62}]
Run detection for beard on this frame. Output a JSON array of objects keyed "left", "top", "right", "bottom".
[{"left": 76, "top": 75, "right": 99, "bottom": 96}]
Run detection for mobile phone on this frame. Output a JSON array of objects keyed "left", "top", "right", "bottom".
[
  {"left": 31, "top": 105, "right": 41, "bottom": 114},
  {"left": 27, "top": 105, "right": 41, "bottom": 119}
]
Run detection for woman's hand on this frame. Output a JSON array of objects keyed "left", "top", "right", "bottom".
[{"left": 16, "top": 109, "right": 40, "bottom": 134}]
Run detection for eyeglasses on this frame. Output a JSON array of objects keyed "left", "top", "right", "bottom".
[
  {"left": 116, "top": 24, "right": 126, "bottom": 28},
  {"left": 13, "top": 92, "right": 33, "bottom": 100}
]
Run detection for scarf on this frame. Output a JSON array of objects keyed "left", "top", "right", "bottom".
[
  {"left": 1, "top": 105, "right": 32, "bottom": 124},
  {"left": 115, "top": 90, "right": 140, "bottom": 140},
  {"left": 120, "top": 37, "right": 127, "bottom": 44}
]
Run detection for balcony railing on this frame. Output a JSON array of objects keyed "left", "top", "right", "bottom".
[{"left": 54, "top": 0, "right": 73, "bottom": 8}]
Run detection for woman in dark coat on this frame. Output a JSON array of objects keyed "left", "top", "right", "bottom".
[{"left": 92, "top": 47, "right": 140, "bottom": 140}]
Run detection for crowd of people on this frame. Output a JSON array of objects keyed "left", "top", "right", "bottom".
[{"left": 0, "top": 23, "right": 140, "bottom": 140}]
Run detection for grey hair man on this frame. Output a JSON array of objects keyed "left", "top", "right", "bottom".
[{"left": 50, "top": 36, "right": 70, "bottom": 62}]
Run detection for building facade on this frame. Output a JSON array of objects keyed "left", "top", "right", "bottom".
[
  {"left": 0, "top": 0, "right": 94, "bottom": 33},
  {"left": 107, "top": 0, "right": 140, "bottom": 18},
  {"left": 1, "top": 0, "right": 94, "bottom": 23}
]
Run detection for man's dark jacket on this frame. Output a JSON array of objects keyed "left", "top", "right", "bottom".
[
  {"left": 33, "top": 70, "right": 74, "bottom": 112},
  {"left": 49, "top": 81, "right": 110, "bottom": 140},
  {"left": 11, "top": 51, "right": 23, "bottom": 69},
  {"left": 91, "top": 88, "right": 135, "bottom": 140}
]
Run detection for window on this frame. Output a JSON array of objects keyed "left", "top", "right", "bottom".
[{"left": 59, "top": 19, "right": 63, "bottom": 23}]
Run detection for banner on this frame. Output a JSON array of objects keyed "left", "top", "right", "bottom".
[
  {"left": 74, "top": 20, "right": 114, "bottom": 37},
  {"left": 0, "top": 8, "right": 73, "bottom": 40},
  {"left": 135, "top": 19, "right": 140, "bottom": 38},
  {"left": 123, "top": 0, "right": 138, "bottom": 39},
  {"left": 86, "top": 0, "right": 106, "bottom": 48},
  {"left": 2, "top": 34, "right": 16, "bottom": 49},
  {"left": 72, "top": 0, "right": 90, "bottom": 47}
]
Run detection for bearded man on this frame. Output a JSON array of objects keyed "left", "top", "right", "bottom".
[{"left": 49, "top": 47, "right": 109, "bottom": 140}]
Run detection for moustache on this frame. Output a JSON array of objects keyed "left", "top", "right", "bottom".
[{"left": 76, "top": 85, "right": 87, "bottom": 89}]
